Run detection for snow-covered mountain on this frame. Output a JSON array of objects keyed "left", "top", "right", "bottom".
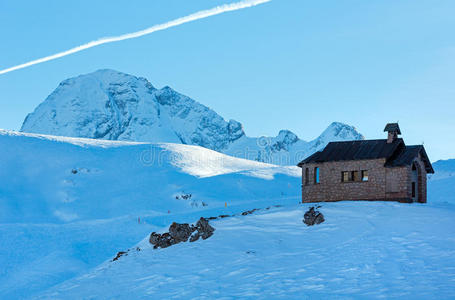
[
  {"left": 21, "top": 70, "right": 245, "bottom": 150},
  {"left": 223, "top": 122, "right": 364, "bottom": 165},
  {"left": 20, "top": 69, "right": 364, "bottom": 165}
]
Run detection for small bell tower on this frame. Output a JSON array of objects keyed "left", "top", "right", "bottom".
[{"left": 384, "top": 123, "right": 401, "bottom": 143}]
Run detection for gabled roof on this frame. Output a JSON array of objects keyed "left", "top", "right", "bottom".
[
  {"left": 297, "top": 138, "right": 434, "bottom": 174},
  {"left": 297, "top": 139, "right": 404, "bottom": 166},
  {"left": 385, "top": 145, "right": 434, "bottom": 173}
]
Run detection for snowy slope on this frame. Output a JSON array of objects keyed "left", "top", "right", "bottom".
[
  {"left": 430, "top": 159, "right": 455, "bottom": 181},
  {"left": 1, "top": 130, "right": 454, "bottom": 299},
  {"left": 37, "top": 202, "right": 455, "bottom": 299},
  {"left": 20, "top": 69, "right": 364, "bottom": 165},
  {"left": 428, "top": 159, "right": 455, "bottom": 204},
  {"left": 0, "top": 129, "right": 299, "bottom": 224},
  {"left": 0, "top": 129, "right": 300, "bottom": 299}
]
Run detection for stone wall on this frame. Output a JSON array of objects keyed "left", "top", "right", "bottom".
[
  {"left": 300, "top": 158, "right": 427, "bottom": 203},
  {"left": 385, "top": 166, "right": 409, "bottom": 201},
  {"left": 412, "top": 155, "right": 428, "bottom": 203}
]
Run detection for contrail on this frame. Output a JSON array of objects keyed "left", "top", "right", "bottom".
[{"left": 0, "top": 0, "right": 271, "bottom": 75}]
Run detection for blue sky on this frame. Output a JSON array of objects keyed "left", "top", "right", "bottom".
[{"left": 0, "top": 0, "right": 454, "bottom": 160}]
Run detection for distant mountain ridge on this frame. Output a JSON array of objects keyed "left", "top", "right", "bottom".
[
  {"left": 428, "top": 159, "right": 455, "bottom": 204},
  {"left": 21, "top": 69, "right": 364, "bottom": 165},
  {"left": 430, "top": 159, "right": 455, "bottom": 180}
]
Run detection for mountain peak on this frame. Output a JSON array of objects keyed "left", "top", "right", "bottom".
[
  {"left": 322, "top": 122, "right": 365, "bottom": 140},
  {"left": 276, "top": 130, "right": 299, "bottom": 145},
  {"left": 57, "top": 69, "right": 155, "bottom": 92},
  {"left": 21, "top": 69, "right": 244, "bottom": 149},
  {"left": 21, "top": 70, "right": 364, "bottom": 165},
  {"left": 71, "top": 68, "right": 139, "bottom": 81}
]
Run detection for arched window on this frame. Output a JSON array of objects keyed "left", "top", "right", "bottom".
[{"left": 314, "top": 167, "right": 320, "bottom": 184}]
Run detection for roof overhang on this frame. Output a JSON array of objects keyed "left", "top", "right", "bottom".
[{"left": 418, "top": 147, "right": 434, "bottom": 174}]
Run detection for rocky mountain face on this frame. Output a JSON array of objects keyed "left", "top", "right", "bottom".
[
  {"left": 21, "top": 70, "right": 244, "bottom": 150},
  {"left": 21, "top": 69, "right": 364, "bottom": 165}
]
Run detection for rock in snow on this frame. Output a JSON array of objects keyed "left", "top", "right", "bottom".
[
  {"left": 21, "top": 69, "right": 364, "bottom": 165},
  {"left": 303, "top": 206, "right": 325, "bottom": 226},
  {"left": 190, "top": 217, "right": 216, "bottom": 242},
  {"left": 149, "top": 218, "right": 215, "bottom": 249},
  {"left": 169, "top": 222, "right": 194, "bottom": 243}
]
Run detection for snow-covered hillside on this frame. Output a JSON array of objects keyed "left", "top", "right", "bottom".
[
  {"left": 36, "top": 202, "right": 455, "bottom": 299},
  {"left": 428, "top": 159, "right": 455, "bottom": 204},
  {"left": 0, "top": 129, "right": 299, "bottom": 224},
  {"left": 1, "top": 130, "right": 455, "bottom": 299},
  {"left": 20, "top": 69, "right": 364, "bottom": 165},
  {"left": 0, "top": 130, "right": 300, "bottom": 299}
]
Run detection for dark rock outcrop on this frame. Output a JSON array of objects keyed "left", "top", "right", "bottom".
[
  {"left": 303, "top": 206, "right": 325, "bottom": 226},
  {"left": 111, "top": 246, "right": 141, "bottom": 262},
  {"left": 190, "top": 217, "right": 215, "bottom": 242},
  {"left": 169, "top": 222, "right": 194, "bottom": 242},
  {"left": 241, "top": 208, "right": 258, "bottom": 216},
  {"left": 149, "top": 232, "right": 175, "bottom": 249},
  {"left": 149, "top": 218, "right": 215, "bottom": 249},
  {"left": 112, "top": 251, "right": 127, "bottom": 261}
]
